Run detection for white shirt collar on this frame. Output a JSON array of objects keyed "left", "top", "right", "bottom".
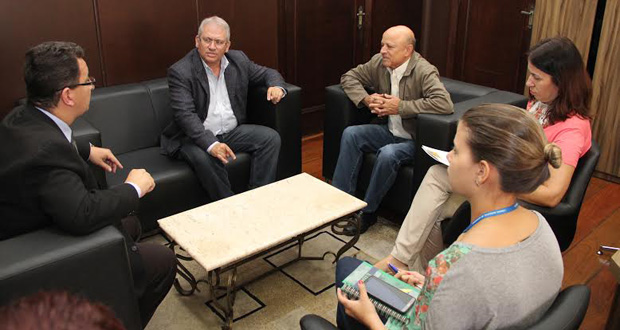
[
  {"left": 201, "top": 55, "right": 229, "bottom": 75},
  {"left": 388, "top": 58, "right": 410, "bottom": 79},
  {"left": 36, "top": 106, "right": 72, "bottom": 143}
]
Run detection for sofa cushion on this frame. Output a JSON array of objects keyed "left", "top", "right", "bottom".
[
  {"left": 106, "top": 147, "right": 251, "bottom": 231},
  {"left": 84, "top": 84, "right": 159, "bottom": 155}
]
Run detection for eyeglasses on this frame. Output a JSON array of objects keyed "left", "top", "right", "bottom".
[
  {"left": 58, "top": 77, "right": 96, "bottom": 91},
  {"left": 200, "top": 37, "right": 228, "bottom": 47}
]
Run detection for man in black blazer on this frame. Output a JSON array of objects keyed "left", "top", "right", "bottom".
[
  {"left": 161, "top": 16, "right": 286, "bottom": 200},
  {"left": 0, "top": 41, "right": 175, "bottom": 328}
]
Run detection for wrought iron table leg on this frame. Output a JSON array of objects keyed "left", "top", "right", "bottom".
[
  {"left": 208, "top": 268, "right": 238, "bottom": 329},
  {"left": 174, "top": 256, "right": 201, "bottom": 296},
  {"left": 332, "top": 212, "right": 361, "bottom": 262}
]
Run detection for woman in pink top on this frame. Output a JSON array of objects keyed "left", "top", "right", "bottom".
[
  {"left": 522, "top": 37, "right": 592, "bottom": 206},
  {"left": 376, "top": 37, "right": 593, "bottom": 273}
]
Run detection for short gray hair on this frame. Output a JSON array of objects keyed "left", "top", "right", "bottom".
[{"left": 198, "top": 16, "right": 230, "bottom": 41}]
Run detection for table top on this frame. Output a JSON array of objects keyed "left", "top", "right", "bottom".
[{"left": 158, "top": 173, "right": 366, "bottom": 272}]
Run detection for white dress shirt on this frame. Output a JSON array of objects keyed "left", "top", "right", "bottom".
[
  {"left": 387, "top": 58, "right": 412, "bottom": 140},
  {"left": 201, "top": 57, "right": 238, "bottom": 152}
]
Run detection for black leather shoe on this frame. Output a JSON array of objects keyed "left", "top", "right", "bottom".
[{"left": 342, "top": 212, "right": 377, "bottom": 236}]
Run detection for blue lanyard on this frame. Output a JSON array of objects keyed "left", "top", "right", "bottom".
[{"left": 462, "top": 202, "right": 519, "bottom": 233}]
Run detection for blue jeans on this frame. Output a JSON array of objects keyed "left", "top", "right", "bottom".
[{"left": 332, "top": 124, "right": 415, "bottom": 213}]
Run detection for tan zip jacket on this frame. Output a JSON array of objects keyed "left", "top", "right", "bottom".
[{"left": 340, "top": 52, "right": 453, "bottom": 139}]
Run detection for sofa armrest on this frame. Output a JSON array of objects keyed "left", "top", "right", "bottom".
[
  {"left": 0, "top": 226, "right": 141, "bottom": 330},
  {"left": 247, "top": 82, "right": 302, "bottom": 180},
  {"left": 72, "top": 117, "right": 101, "bottom": 147},
  {"left": 322, "top": 84, "right": 375, "bottom": 180},
  {"left": 70, "top": 117, "right": 108, "bottom": 189}
]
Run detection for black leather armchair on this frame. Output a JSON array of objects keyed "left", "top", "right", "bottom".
[
  {"left": 442, "top": 140, "right": 601, "bottom": 251},
  {"left": 299, "top": 285, "right": 590, "bottom": 330},
  {"left": 73, "top": 78, "right": 302, "bottom": 232},
  {"left": 0, "top": 226, "right": 141, "bottom": 330},
  {"left": 323, "top": 78, "right": 527, "bottom": 218}
]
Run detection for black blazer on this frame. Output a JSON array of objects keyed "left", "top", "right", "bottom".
[
  {"left": 160, "top": 48, "right": 285, "bottom": 156},
  {"left": 0, "top": 105, "right": 146, "bottom": 289}
]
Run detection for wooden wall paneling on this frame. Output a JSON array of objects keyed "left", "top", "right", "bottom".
[
  {"left": 368, "top": 0, "right": 423, "bottom": 60},
  {"left": 0, "top": 0, "right": 102, "bottom": 119},
  {"left": 95, "top": 0, "right": 198, "bottom": 86},
  {"left": 420, "top": 0, "right": 459, "bottom": 77},
  {"left": 283, "top": 0, "right": 358, "bottom": 134},
  {"left": 590, "top": 0, "right": 620, "bottom": 180},
  {"left": 453, "top": 0, "right": 534, "bottom": 93},
  {"left": 451, "top": 0, "right": 471, "bottom": 82},
  {"left": 198, "top": 0, "right": 279, "bottom": 69},
  {"left": 358, "top": 0, "right": 374, "bottom": 65},
  {"left": 530, "top": 0, "right": 597, "bottom": 63}
]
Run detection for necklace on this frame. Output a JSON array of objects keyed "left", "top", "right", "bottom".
[{"left": 462, "top": 202, "right": 519, "bottom": 233}]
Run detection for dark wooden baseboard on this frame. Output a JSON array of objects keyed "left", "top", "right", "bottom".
[{"left": 595, "top": 171, "right": 620, "bottom": 184}]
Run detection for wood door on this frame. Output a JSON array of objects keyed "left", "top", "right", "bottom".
[
  {"left": 280, "top": 0, "right": 424, "bottom": 134},
  {"left": 280, "top": 0, "right": 363, "bottom": 134},
  {"left": 365, "top": 0, "right": 424, "bottom": 61},
  {"left": 453, "top": 0, "right": 535, "bottom": 93}
]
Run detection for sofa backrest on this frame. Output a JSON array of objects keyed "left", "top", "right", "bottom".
[
  {"left": 142, "top": 78, "right": 172, "bottom": 143},
  {"left": 440, "top": 77, "right": 498, "bottom": 104},
  {"left": 83, "top": 83, "right": 161, "bottom": 155}
]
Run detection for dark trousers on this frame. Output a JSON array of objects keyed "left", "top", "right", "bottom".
[
  {"left": 122, "top": 217, "right": 176, "bottom": 328},
  {"left": 178, "top": 124, "right": 281, "bottom": 201},
  {"left": 335, "top": 257, "right": 388, "bottom": 330}
]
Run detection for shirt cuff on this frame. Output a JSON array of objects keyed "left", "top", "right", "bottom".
[
  {"left": 126, "top": 182, "right": 143, "bottom": 198},
  {"left": 207, "top": 141, "right": 219, "bottom": 153},
  {"left": 277, "top": 86, "right": 287, "bottom": 97}
]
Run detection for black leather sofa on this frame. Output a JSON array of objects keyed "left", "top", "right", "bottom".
[
  {"left": 0, "top": 78, "right": 301, "bottom": 329},
  {"left": 74, "top": 78, "right": 302, "bottom": 232},
  {"left": 322, "top": 77, "right": 528, "bottom": 218},
  {"left": 0, "top": 225, "right": 141, "bottom": 329}
]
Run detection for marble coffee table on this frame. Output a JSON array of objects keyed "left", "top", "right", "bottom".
[{"left": 158, "top": 173, "right": 366, "bottom": 329}]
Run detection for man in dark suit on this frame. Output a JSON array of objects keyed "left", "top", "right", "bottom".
[
  {"left": 161, "top": 16, "right": 286, "bottom": 200},
  {"left": 0, "top": 41, "right": 176, "bottom": 328}
]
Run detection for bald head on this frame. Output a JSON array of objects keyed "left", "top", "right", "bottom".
[
  {"left": 380, "top": 26, "right": 416, "bottom": 69},
  {"left": 384, "top": 25, "right": 416, "bottom": 47}
]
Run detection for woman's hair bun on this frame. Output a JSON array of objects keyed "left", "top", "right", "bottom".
[{"left": 544, "top": 143, "right": 562, "bottom": 169}]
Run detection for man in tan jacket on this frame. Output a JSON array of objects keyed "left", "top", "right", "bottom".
[{"left": 332, "top": 25, "right": 453, "bottom": 235}]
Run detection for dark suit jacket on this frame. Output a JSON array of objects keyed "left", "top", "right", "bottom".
[
  {"left": 0, "top": 105, "right": 145, "bottom": 290},
  {"left": 160, "top": 48, "right": 285, "bottom": 156}
]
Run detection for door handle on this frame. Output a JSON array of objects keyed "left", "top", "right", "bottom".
[
  {"left": 356, "top": 6, "right": 365, "bottom": 30},
  {"left": 520, "top": 10, "right": 534, "bottom": 29}
]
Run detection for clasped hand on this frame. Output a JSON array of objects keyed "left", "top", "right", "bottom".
[{"left": 364, "top": 93, "right": 400, "bottom": 117}]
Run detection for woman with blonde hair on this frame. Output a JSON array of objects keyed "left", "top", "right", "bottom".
[{"left": 336, "top": 103, "right": 564, "bottom": 329}]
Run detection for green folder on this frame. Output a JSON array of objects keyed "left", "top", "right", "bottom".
[{"left": 340, "top": 261, "right": 421, "bottom": 329}]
